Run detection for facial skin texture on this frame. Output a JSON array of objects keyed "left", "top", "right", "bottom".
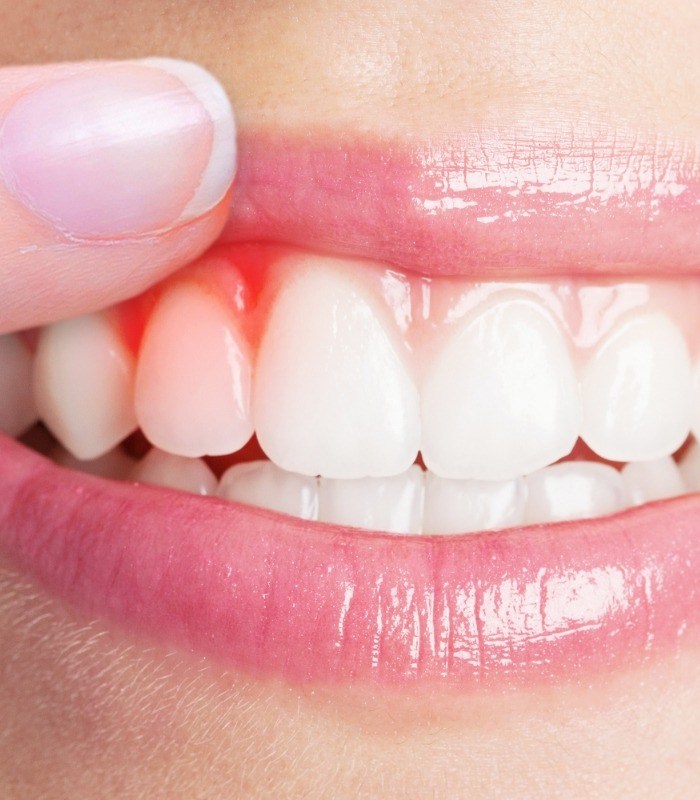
[{"left": 1, "top": 2, "right": 700, "bottom": 798}]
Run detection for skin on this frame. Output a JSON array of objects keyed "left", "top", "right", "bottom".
[{"left": 0, "top": 1, "right": 699, "bottom": 797}]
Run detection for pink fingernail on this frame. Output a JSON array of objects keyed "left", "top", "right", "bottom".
[{"left": 0, "top": 58, "right": 236, "bottom": 239}]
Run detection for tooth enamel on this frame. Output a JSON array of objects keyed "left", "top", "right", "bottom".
[
  {"left": 318, "top": 465, "right": 424, "bottom": 533},
  {"left": 130, "top": 447, "right": 217, "bottom": 495},
  {"left": 135, "top": 282, "right": 253, "bottom": 458},
  {"left": 421, "top": 297, "right": 581, "bottom": 481},
  {"left": 0, "top": 334, "right": 38, "bottom": 436},
  {"left": 524, "top": 462, "right": 626, "bottom": 524},
  {"left": 678, "top": 441, "right": 700, "bottom": 491},
  {"left": 620, "top": 456, "right": 685, "bottom": 506},
  {"left": 690, "top": 360, "right": 700, "bottom": 442},
  {"left": 581, "top": 312, "right": 691, "bottom": 462},
  {"left": 33, "top": 314, "right": 137, "bottom": 460},
  {"left": 423, "top": 473, "right": 526, "bottom": 534},
  {"left": 218, "top": 460, "right": 319, "bottom": 520},
  {"left": 254, "top": 262, "right": 420, "bottom": 478},
  {"left": 53, "top": 445, "right": 136, "bottom": 480}
]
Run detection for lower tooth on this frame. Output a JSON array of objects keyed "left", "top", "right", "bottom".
[
  {"left": 218, "top": 460, "right": 319, "bottom": 520},
  {"left": 130, "top": 448, "right": 218, "bottom": 495},
  {"left": 679, "top": 441, "right": 700, "bottom": 491},
  {"left": 524, "top": 462, "right": 626, "bottom": 524},
  {"left": 620, "top": 457, "right": 685, "bottom": 506},
  {"left": 33, "top": 313, "right": 138, "bottom": 460},
  {"left": 0, "top": 334, "right": 38, "bottom": 437},
  {"left": 423, "top": 473, "right": 526, "bottom": 534},
  {"left": 318, "top": 466, "right": 424, "bottom": 533}
]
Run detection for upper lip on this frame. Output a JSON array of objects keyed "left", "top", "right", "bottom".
[{"left": 221, "top": 125, "right": 700, "bottom": 277}]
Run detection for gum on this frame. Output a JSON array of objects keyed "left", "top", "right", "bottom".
[{"left": 113, "top": 243, "right": 700, "bottom": 377}]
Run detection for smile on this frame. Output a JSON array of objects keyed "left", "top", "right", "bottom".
[{"left": 1, "top": 125, "right": 700, "bottom": 688}]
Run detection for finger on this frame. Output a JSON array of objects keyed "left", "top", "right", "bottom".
[{"left": 0, "top": 58, "right": 236, "bottom": 333}]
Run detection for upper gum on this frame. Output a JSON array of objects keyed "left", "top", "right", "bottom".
[{"left": 113, "top": 243, "right": 700, "bottom": 363}]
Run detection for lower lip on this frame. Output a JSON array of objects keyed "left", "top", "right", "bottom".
[{"left": 1, "top": 433, "right": 698, "bottom": 688}]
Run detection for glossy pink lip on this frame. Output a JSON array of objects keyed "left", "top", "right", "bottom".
[
  {"left": 222, "top": 128, "right": 700, "bottom": 277},
  {"left": 1, "top": 433, "right": 698, "bottom": 687}
]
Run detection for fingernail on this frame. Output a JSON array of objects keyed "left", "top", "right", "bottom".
[{"left": 0, "top": 58, "right": 236, "bottom": 239}]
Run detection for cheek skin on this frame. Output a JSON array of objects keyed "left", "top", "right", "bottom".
[
  {"left": 1, "top": 558, "right": 699, "bottom": 799},
  {"left": 0, "top": 0, "right": 698, "bottom": 135}
]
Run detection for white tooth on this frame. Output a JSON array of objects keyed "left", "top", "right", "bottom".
[
  {"left": 423, "top": 473, "right": 526, "bottom": 534},
  {"left": 319, "top": 465, "right": 424, "bottom": 533},
  {"left": 130, "top": 448, "right": 217, "bottom": 495},
  {"left": 690, "top": 360, "right": 700, "bottom": 442},
  {"left": 581, "top": 312, "right": 691, "bottom": 462},
  {"left": 218, "top": 460, "right": 319, "bottom": 520},
  {"left": 53, "top": 445, "right": 136, "bottom": 480},
  {"left": 678, "top": 441, "right": 700, "bottom": 491},
  {"left": 620, "top": 457, "right": 685, "bottom": 506},
  {"left": 33, "top": 314, "right": 137, "bottom": 460},
  {"left": 135, "top": 282, "right": 253, "bottom": 458},
  {"left": 421, "top": 297, "right": 581, "bottom": 481},
  {"left": 0, "top": 334, "right": 38, "bottom": 436},
  {"left": 524, "top": 462, "right": 626, "bottom": 524},
  {"left": 254, "top": 262, "right": 420, "bottom": 478}
]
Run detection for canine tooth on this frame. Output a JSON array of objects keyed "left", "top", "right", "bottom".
[
  {"left": 0, "top": 334, "right": 38, "bottom": 436},
  {"left": 53, "top": 445, "right": 136, "bottom": 480},
  {"left": 218, "top": 460, "right": 319, "bottom": 520},
  {"left": 679, "top": 441, "right": 700, "bottom": 491},
  {"left": 254, "top": 262, "right": 420, "bottom": 478},
  {"left": 621, "top": 457, "right": 685, "bottom": 506},
  {"left": 319, "top": 466, "right": 424, "bottom": 533},
  {"left": 131, "top": 448, "right": 217, "bottom": 495},
  {"left": 135, "top": 282, "right": 253, "bottom": 458},
  {"left": 34, "top": 314, "right": 137, "bottom": 459},
  {"left": 581, "top": 312, "right": 691, "bottom": 462},
  {"left": 423, "top": 473, "right": 526, "bottom": 534},
  {"left": 421, "top": 297, "right": 581, "bottom": 481},
  {"left": 524, "top": 462, "right": 626, "bottom": 524}
]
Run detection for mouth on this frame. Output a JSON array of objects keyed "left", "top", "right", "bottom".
[{"left": 2, "top": 125, "right": 700, "bottom": 689}]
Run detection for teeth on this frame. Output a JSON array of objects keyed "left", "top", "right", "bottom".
[
  {"left": 524, "top": 462, "right": 626, "bottom": 524},
  {"left": 423, "top": 473, "right": 526, "bottom": 534},
  {"left": 130, "top": 447, "right": 217, "bottom": 495},
  {"left": 679, "top": 441, "right": 700, "bottom": 491},
  {"left": 620, "top": 457, "right": 685, "bottom": 506},
  {"left": 0, "top": 334, "right": 38, "bottom": 436},
  {"left": 581, "top": 312, "right": 691, "bottom": 462},
  {"left": 33, "top": 314, "right": 137, "bottom": 459},
  {"left": 318, "top": 465, "right": 424, "bottom": 533},
  {"left": 53, "top": 445, "right": 136, "bottom": 480},
  {"left": 253, "top": 261, "right": 420, "bottom": 478},
  {"left": 421, "top": 297, "right": 581, "bottom": 481},
  {"left": 135, "top": 283, "right": 253, "bottom": 458},
  {"left": 218, "top": 460, "right": 319, "bottom": 520}
]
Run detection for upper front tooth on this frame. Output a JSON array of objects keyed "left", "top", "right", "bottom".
[
  {"left": 0, "top": 334, "right": 38, "bottom": 437},
  {"left": 318, "top": 465, "right": 424, "bottom": 533},
  {"left": 423, "top": 473, "right": 526, "bottom": 534},
  {"left": 135, "top": 282, "right": 254, "bottom": 458},
  {"left": 33, "top": 313, "right": 137, "bottom": 459},
  {"left": 421, "top": 297, "right": 581, "bottom": 481},
  {"left": 581, "top": 312, "right": 691, "bottom": 462},
  {"left": 524, "top": 461, "right": 626, "bottom": 524},
  {"left": 253, "top": 261, "right": 421, "bottom": 478}
]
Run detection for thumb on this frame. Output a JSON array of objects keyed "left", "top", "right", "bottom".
[{"left": 0, "top": 58, "right": 235, "bottom": 333}]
